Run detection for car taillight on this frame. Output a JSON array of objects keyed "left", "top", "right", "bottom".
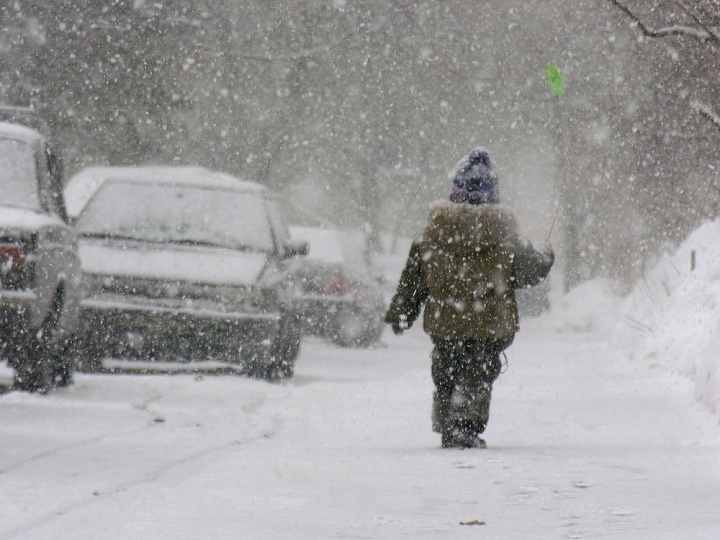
[
  {"left": 309, "top": 269, "right": 347, "bottom": 296},
  {"left": 0, "top": 240, "right": 33, "bottom": 289},
  {"left": 0, "top": 243, "right": 24, "bottom": 274}
]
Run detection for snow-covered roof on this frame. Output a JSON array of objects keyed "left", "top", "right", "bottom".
[{"left": 64, "top": 166, "right": 266, "bottom": 219}]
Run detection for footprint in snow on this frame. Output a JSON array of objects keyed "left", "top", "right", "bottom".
[{"left": 573, "top": 480, "right": 594, "bottom": 489}]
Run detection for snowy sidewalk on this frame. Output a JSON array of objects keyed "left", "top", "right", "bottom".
[
  {"left": 1, "top": 320, "right": 719, "bottom": 539},
  {"left": 476, "top": 322, "right": 720, "bottom": 539},
  {"left": 234, "top": 326, "right": 720, "bottom": 539}
]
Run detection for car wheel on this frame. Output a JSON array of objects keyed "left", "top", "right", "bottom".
[
  {"left": 13, "top": 288, "right": 68, "bottom": 393},
  {"left": 269, "top": 311, "right": 301, "bottom": 379},
  {"left": 52, "top": 339, "right": 75, "bottom": 386},
  {"left": 13, "top": 341, "right": 55, "bottom": 393},
  {"left": 72, "top": 337, "right": 104, "bottom": 373},
  {"left": 331, "top": 307, "right": 382, "bottom": 348}
]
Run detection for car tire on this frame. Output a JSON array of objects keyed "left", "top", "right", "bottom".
[
  {"left": 72, "top": 338, "right": 104, "bottom": 373},
  {"left": 331, "top": 307, "right": 382, "bottom": 348},
  {"left": 13, "top": 341, "right": 55, "bottom": 393},
  {"left": 13, "top": 288, "right": 69, "bottom": 393},
  {"left": 268, "top": 311, "right": 301, "bottom": 380},
  {"left": 221, "top": 314, "right": 300, "bottom": 381},
  {"left": 51, "top": 340, "right": 75, "bottom": 386}
]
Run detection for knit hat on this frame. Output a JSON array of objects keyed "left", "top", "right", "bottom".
[{"left": 448, "top": 146, "right": 499, "bottom": 205}]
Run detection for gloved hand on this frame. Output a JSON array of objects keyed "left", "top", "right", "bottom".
[{"left": 390, "top": 316, "right": 409, "bottom": 336}]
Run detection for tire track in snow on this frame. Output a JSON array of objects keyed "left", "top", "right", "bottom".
[
  {"left": 0, "top": 435, "right": 276, "bottom": 540},
  {"left": 0, "top": 401, "right": 286, "bottom": 540},
  {"left": 0, "top": 374, "right": 290, "bottom": 538}
]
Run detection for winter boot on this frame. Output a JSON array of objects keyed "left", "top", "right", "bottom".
[
  {"left": 439, "top": 385, "right": 489, "bottom": 449},
  {"left": 441, "top": 426, "right": 487, "bottom": 449},
  {"left": 457, "top": 383, "right": 492, "bottom": 436},
  {"left": 432, "top": 391, "right": 451, "bottom": 434}
]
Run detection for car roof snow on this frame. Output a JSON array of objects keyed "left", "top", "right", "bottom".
[
  {"left": 64, "top": 165, "right": 266, "bottom": 219},
  {"left": 0, "top": 120, "right": 44, "bottom": 143}
]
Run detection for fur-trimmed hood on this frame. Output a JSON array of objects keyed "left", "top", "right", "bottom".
[{"left": 423, "top": 201, "right": 517, "bottom": 256}]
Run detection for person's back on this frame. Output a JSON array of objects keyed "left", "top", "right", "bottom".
[
  {"left": 420, "top": 201, "right": 519, "bottom": 341},
  {"left": 385, "top": 146, "right": 554, "bottom": 448}
]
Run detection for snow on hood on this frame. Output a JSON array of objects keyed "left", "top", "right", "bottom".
[
  {"left": 79, "top": 241, "right": 268, "bottom": 286},
  {"left": 0, "top": 207, "right": 63, "bottom": 229}
]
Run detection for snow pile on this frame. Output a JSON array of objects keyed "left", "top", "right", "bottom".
[
  {"left": 541, "top": 278, "right": 622, "bottom": 336},
  {"left": 612, "top": 219, "right": 720, "bottom": 417}
]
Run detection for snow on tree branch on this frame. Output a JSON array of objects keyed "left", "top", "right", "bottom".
[
  {"left": 607, "top": 0, "right": 713, "bottom": 42},
  {"left": 691, "top": 101, "right": 720, "bottom": 130}
]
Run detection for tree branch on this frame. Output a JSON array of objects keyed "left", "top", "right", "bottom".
[
  {"left": 671, "top": 0, "right": 720, "bottom": 44},
  {"left": 606, "top": 0, "right": 713, "bottom": 42},
  {"left": 691, "top": 100, "right": 720, "bottom": 131}
]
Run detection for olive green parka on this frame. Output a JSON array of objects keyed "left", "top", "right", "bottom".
[{"left": 385, "top": 201, "right": 554, "bottom": 340}]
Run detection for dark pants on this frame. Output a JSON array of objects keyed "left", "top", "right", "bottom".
[{"left": 431, "top": 337, "right": 513, "bottom": 441}]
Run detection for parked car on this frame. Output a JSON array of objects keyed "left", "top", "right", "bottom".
[
  {"left": 0, "top": 119, "right": 81, "bottom": 392},
  {"left": 288, "top": 226, "right": 385, "bottom": 348},
  {"left": 64, "top": 166, "right": 308, "bottom": 379}
]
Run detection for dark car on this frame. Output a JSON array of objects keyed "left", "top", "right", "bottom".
[
  {"left": 64, "top": 166, "right": 308, "bottom": 379},
  {"left": 288, "top": 226, "right": 385, "bottom": 348},
  {"left": 0, "top": 120, "right": 81, "bottom": 392}
]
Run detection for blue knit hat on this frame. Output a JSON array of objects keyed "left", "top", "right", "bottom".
[{"left": 449, "top": 146, "right": 499, "bottom": 205}]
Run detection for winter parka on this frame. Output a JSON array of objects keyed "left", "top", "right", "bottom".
[{"left": 385, "top": 201, "right": 554, "bottom": 340}]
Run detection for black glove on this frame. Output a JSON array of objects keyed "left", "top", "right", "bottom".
[{"left": 391, "top": 323, "right": 404, "bottom": 336}]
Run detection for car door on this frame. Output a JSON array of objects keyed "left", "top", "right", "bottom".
[{"left": 30, "top": 139, "right": 81, "bottom": 331}]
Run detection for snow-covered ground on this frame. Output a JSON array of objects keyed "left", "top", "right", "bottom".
[
  {"left": 613, "top": 219, "right": 720, "bottom": 418},
  {"left": 2, "top": 228, "right": 720, "bottom": 539}
]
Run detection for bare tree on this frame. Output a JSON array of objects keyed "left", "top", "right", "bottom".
[{"left": 4, "top": 0, "right": 720, "bottom": 288}]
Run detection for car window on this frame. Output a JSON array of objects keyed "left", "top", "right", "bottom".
[
  {"left": 0, "top": 138, "right": 40, "bottom": 209},
  {"left": 265, "top": 199, "right": 290, "bottom": 251},
  {"left": 76, "top": 181, "right": 274, "bottom": 252}
]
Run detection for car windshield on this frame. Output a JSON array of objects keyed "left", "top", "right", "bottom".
[
  {"left": 0, "top": 138, "right": 39, "bottom": 209},
  {"left": 76, "top": 181, "right": 274, "bottom": 252}
]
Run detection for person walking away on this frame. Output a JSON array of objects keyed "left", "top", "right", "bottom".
[{"left": 385, "top": 146, "right": 554, "bottom": 449}]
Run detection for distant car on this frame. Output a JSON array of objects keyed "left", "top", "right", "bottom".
[
  {"left": 64, "top": 166, "right": 308, "bottom": 379},
  {"left": 288, "top": 226, "right": 385, "bottom": 348},
  {"left": 0, "top": 120, "right": 81, "bottom": 392}
]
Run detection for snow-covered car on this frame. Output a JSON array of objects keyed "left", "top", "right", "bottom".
[
  {"left": 288, "top": 226, "right": 385, "bottom": 347},
  {"left": 0, "top": 120, "right": 81, "bottom": 392},
  {"left": 64, "top": 166, "right": 308, "bottom": 379}
]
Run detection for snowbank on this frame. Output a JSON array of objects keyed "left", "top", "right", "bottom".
[
  {"left": 612, "top": 219, "right": 720, "bottom": 418},
  {"left": 529, "top": 219, "right": 720, "bottom": 419},
  {"left": 538, "top": 278, "right": 623, "bottom": 336}
]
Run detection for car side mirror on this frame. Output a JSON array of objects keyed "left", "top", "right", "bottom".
[{"left": 284, "top": 239, "right": 309, "bottom": 259}]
